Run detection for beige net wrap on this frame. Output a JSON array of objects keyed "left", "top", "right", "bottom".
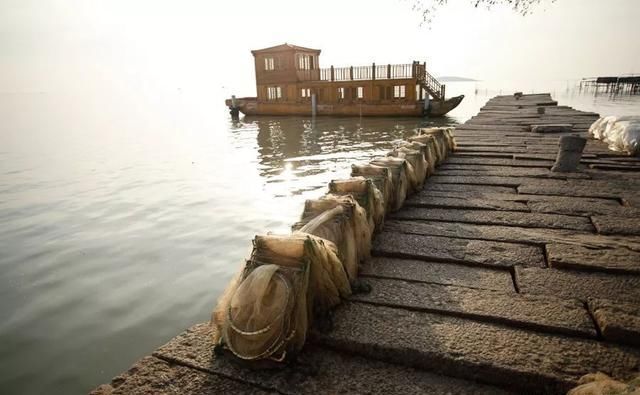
[
  {"left": 388, "top": 147, "right": 427, "bottom": 192},
  {"left": 351, "top": 163, "right": 392, "bottom": 214},
  {"left": 369, "top": 156, "right": 410, "bottom": 212},
  {"left": 211, "top": 233, "right": 350, "bottom": 362},
  {"left": 328, "top": 176, "right": 385, "bottom": 233},
  {"left": 293, "top": 194, "right": 372, "bottom": 283}
]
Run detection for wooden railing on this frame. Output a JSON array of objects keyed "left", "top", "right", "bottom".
[
  {"left": 316, "top": 61, "right": 446, "bottom": 100},
  {"left": 320, "top": 63, "right": 416, "bottom": 81}
]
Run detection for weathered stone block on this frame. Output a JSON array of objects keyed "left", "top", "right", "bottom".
[
  {"left": 546, "top": 243, "right": 640, "bottom": 275},
  {"left": 531, "top": 124, "right": 573, "bottom": 133},
  {"left": 317, "top": 302, "right": 640, "bottom": 394},
  {"left": 373, "top": 232, "right": 545, "bottom": 268},
  {"left": 350, "top": 277, "right": 596, "bottom": 338},
  {"left": 515, "top": 266, "right": 640, "bottom": 303},
  {"left": 153, "top": 324, "right": 509, "bottom": 395},
  {"left": 588, "top": 298, "right": 640, "bottom": 347},
  {"left": 89, "top": 356, "right": 271, "bottom": 395},
  {"left": 592, "top": 215, "right": 640, "bottom": 236},
  {"left": 391, "top": 207, "right": 595, "bottom": 232}
]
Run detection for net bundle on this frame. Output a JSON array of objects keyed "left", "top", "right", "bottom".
[
  {"left": 328, "top": 176, "right": 385, "bottom": 232},
  {"left": 369, "top": 156, "right": 410, "bottom": 212},
  {"left": 388, "top": 147, "right": 428, "bottom": 191},
  {"left": 211, "top": 233, "right": 350, "bottom": 362}
]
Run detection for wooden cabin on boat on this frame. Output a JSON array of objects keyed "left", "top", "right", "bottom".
[{"left": 225, "top": 43, "right": 463, "bottom": 117}]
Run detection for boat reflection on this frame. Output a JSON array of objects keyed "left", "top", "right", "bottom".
[{"left": 233, "top": 115, "right": 455, "bottom": 180}]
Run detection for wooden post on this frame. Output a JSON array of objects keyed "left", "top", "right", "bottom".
[
  {"left": 330, "top": 66, "right": 334, "bottom": 82},
  {"left": 350, "top": 66, "right": 353, "bottom": 80},
  {"left": 387, "top": 64, "right": 391, "bottom": 79},
  {"left": 311, "top": 93, "right": 317, "bottom": 117},
  {"left": 441, "top": 84, "right": 446, "bottom": 100},
  {"left": 372, "top": 63, "right": 376, "bottom": 80}
]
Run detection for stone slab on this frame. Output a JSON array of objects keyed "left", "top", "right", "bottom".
[
  {"left": 350, "top": 277, "right": 596, "bottom": 338},
  {"left": 360, "top": 257, "right": 514, "bottom": 292},
  {"left": 423, "top": 183, "right": 517, "bottom": 194},
  {"left": 317, "top": 302, "right": 640, "bottom": 394},
  {"left": 515, "top": 266, "right": 640, "bottom": 303},
  {"left": 434, "top": 169, "right": 589, "bottom": 180},
  {"left": 588, "top": 299, "right": 640, "bottom": 347},
  {"left": 519, "top": 179, "right": 640, "bottom": 200},
  {"left": 404, "top": 195, "right": 529, "bottom": 212},
  {"left": 429, "top": 175, "right": 566, "bottom": 187},
  {"left": 373, "top": 232, "right": 545, "bottom": 268},
  {"left": 391, "top": 207, "right": 595, "bottom": 232},
  {"left": 443, "top": 157, "right": 555, "bottom": 168},
  {"left": 89, "top": 356, "right": 271, "bottom": 395},
  {"left": 592, "top": 215, "right": 640, "bottom": 236},
  {"left": 153, "top": 324, "right": 510, "bottom": 395},
  {"left": 412, "top": 189, "right": 621, "bottom": 208},
  {"left": 383, "top": 220, "right": 640, "bottom": 251},
  {"left": 530, "top": 124, "right": 573, "bottom": 133},
  {"left": 546, "top": 244, "right": 640, "bottom": 275},
  {"left": 528, "top": 201, "right": 639, "bottom": 217}
]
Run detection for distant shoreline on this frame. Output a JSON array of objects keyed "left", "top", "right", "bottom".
[{"left": 437, "top": 76, "right": 479, "bottom": 82}]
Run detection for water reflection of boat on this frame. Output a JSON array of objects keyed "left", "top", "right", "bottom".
[
  {"left": 232, "top": 115, "right": 456, "bottom": 180},
  {"left": 225, "top": 43, "right": 464, "bottom": 117}
]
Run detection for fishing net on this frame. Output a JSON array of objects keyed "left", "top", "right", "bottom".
[
  {"left": 397, "top": 141, "right": 433, "bottom": 178},
  {"left": 420, "top": 129, "right": 448, "bottom": 163},
  {"left": 388, "top": 147, "right": 427, "bottom": 191},
  {"left": 211, "top": 233, "right": 350, "bottom": 362},
  {"left": 328, "top": 177, "right": 385, "bottom": 232},
  {"left": 293, "top": 194, "right": 371, "bottom": 282},
  {"left": 351, "top": 164, "right": 393, "bottom": 214},
  {"left": 409, "top": 134, "right": 441, "bottom": 168},
  {"left": 444, "top": 128, "right": 457, "bottom": 151},
  {"left": 370, "top": 157, "right": 410, "bottom": 211}
]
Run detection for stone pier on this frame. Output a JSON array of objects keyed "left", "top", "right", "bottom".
[{"left": 91, "top": 94, "right": 640, "bottom": 395}]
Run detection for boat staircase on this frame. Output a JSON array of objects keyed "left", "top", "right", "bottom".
[{"left": 415, "top": 62, "right": 445, "bottom": 101}]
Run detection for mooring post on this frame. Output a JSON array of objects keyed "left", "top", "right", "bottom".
[
  {"left": 551, "top": 135, "right": 586, "bottom": 172},
  {"left": 311, "top": 93, "right": 317, "bottom": 117},
  {"left": 230, "top": 95, "right": 239, "bottom": 120}
]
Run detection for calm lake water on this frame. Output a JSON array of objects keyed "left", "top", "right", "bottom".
[{"left": 1, "top": 81, "right": 638, "bottom": 394}]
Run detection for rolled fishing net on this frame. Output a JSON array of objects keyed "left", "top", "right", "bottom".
[
  {"left": 293, "top": 194, "right": 371, "bottom": 282},
  {"left": 370, "top": 157, "right": 409, "bottom": 212},
  {"left": 211, "top": 232, "right": 351, "bottom": 362},
  {"left": 388, "top": 147, "right": 427, "bottom": 191},
  {"left": 409, "top": 134, "right": 440, "bottom": 169},
  {"left": 397, "top": 141, "right": 433, "bottom": 178},
  {"left": 351, "top": 164, "right": 393, "bottom": 214},
  {"left": 419, "top": 127, "right": 453, "bottom": 159},
  {"left": 328, "top": 177, "right": 385, "bottom": 232}
]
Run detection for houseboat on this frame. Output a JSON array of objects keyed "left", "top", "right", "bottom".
[{"left": 225, "top": 43, "right": 464, "bottom": 117}]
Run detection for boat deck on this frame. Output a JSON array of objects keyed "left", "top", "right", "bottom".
[{"left": 91, "top": 94, "right": 640, "bottom": 394}]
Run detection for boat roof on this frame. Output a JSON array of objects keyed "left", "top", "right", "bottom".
[{"left": 251, "top": 43, "right": 321, "bottom": 55}]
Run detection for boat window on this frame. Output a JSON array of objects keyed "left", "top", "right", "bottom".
[
  {"left": 264, "top": 57, "right": 275, "bottom": 71},
  {"left": 337, "top": 87, "right": 345, "bottom": 99},
  {"left": 300, "top": 88, "right": 311, "bottom": 98},
  {"left": 357, "top": 87, "right": 364, "bottom": 99},
  {"left": 394, "top": 85, "right": 406, "bottom": 98},
  {"left": 298, "top": 54, "right": 312, "bottom": 70},
  {"left": 267, "top": 86, "right": 282, "bottom": 100}
]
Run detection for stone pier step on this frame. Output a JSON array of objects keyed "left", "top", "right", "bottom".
[
  {"left": 316, "top": 302, "right": 640, "bottom": 394},
  {"left": 349, "top": 277, "right": 597, "bottom": 338},
  {"left": 150, "top": 323, "right": 511, "bottom": 395}
]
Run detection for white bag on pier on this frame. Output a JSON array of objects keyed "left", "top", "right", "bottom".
[{"left": 589, "top": 116, "right": 640, "bottom": 155}]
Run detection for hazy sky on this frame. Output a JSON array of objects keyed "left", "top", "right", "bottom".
[{"left": 1, "top": 0, "right": 639, "bottom": 95}]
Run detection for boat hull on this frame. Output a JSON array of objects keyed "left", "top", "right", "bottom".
[{"left": 225, "top": 95, "right": 464, "bottom": 117}]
